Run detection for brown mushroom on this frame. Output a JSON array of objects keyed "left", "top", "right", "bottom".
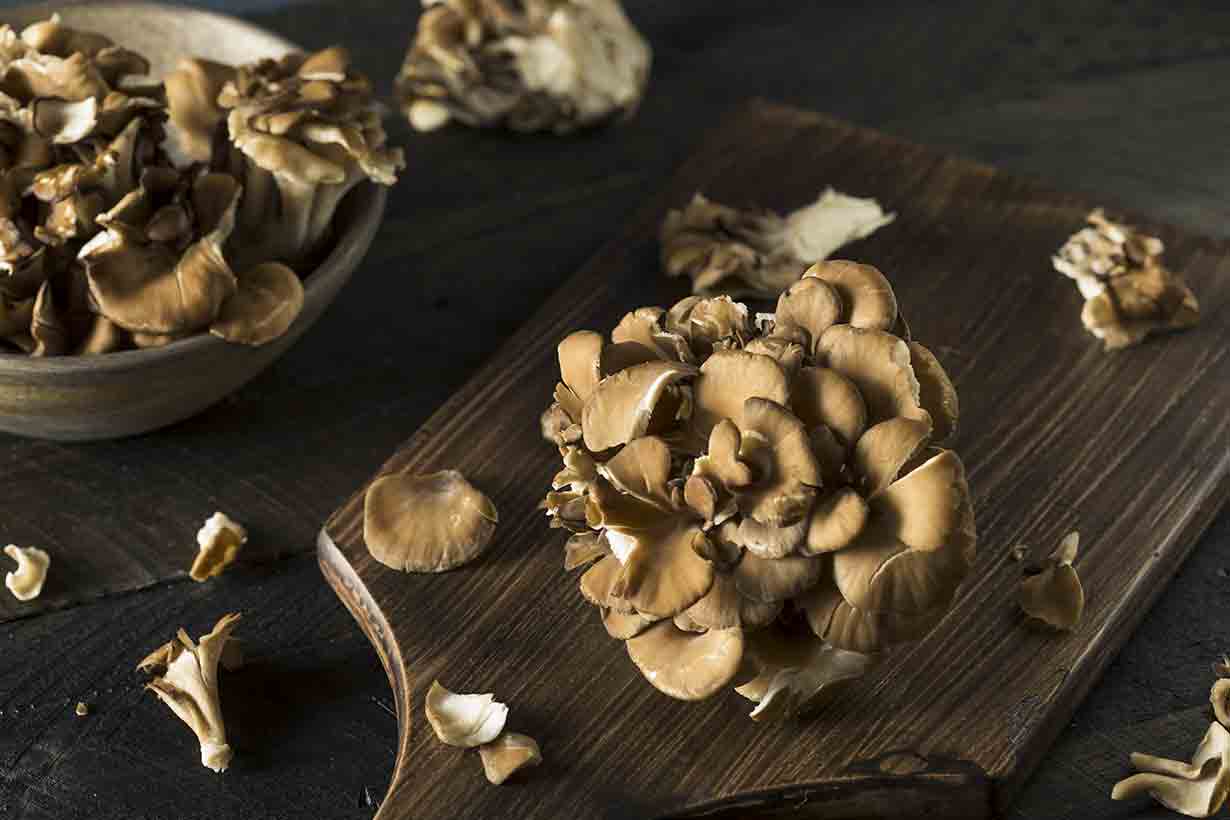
[
  {"left": 736, "top": 627, "right": 874, "bottom": 721},
  {"left": 479, "top": 733, "right": 542, "bottom": 785},
  {"left": 1019, "top": 531, "right": 1084, "bottom": 630},
  {"left": 363, "top": 470, "right": 498, "bottom": 572},
  {"left": 1112, "top": 722, "right": 1230, "bottom": 818},
  {"left": 581, "top": 360, "right": 696, "bottom": 452},
  {"left": 164, "top": 58, "right": 236, "bottom": 162},
  {"left": 790, "top": 366, "right": 867, "bottom": 448},
  {"left": 803, "top": 488, "right": 868, "bottom": 555},
  {"left": 424, "top": 680, "right": 508, "bottom": 748},
  {"left": 626, "top": 621, "right": 744, "bottom": 700},
  {"left": 734, "top": 551, "right": 825, "bottom": 603},
  {"left": 735, "top": 398, "right": 822, "bottom": 527},
  {"left": 803, "top": 260, "right": 897, "bottom": 331},
  {"left": 4, "top": 543, "right": 50, "bottom": 601},
  {"left": 691, "top": 349, "right": 789, "bottom": 440},
  {"left": 209, "top": 262, "right": 304, "bottom": 346},
  {"left": 908, "top": 342, "right": 959, "bottom": 442},
  {"left": 816, "top": 324, "right": 927, "bottom": 426},
  {"left": 853, "top": 416, "right": 932, "bottom": 496}
]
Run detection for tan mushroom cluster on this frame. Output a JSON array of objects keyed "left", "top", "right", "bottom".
[
  {"left": 1053, "top": 209, "right": 1199, "bottom": 350},
  {"left": 0, "top": 18, "right": 402, "bottom": 357},
  {"left": 540, "top": 260, "right": 976, "bottom": 715},
  {"left": 395, "top": 0, "right": 651, "bottom": 134},
  {"left": 661, "top": 189, "right": 895, "bottom": 299}
]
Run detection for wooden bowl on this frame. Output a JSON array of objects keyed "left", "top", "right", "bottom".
[{"left": 0, "top": 2, "right": 386, "bottom": 441}]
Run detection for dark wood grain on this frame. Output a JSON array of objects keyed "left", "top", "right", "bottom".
[{"left": 320, "top": 100, "right": 1230, "bottom": 819}]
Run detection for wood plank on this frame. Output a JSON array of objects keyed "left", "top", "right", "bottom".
[{"left": 321, "top": 99, "right": 1230, "bottom": 819}]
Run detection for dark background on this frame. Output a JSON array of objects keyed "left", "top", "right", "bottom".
[{"left": 3, "top": 1, "right": 1230, "bottom": 818}]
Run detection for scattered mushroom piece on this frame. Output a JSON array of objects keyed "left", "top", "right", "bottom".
[
  {"left": 396, "top": 0, "right": 651, "bottom": 134},
  {"left": 479, "top": 732, "right": 542, "bottom": 785},
  {"left": 1019, "top": 531, "right": 1085, "bottom": 630},
  {"left": 74, "top": 701, "right": 89, "bottom": 717},
  {"left": 1053, "top": 209, "right": 1199, "bottom": 350},
  {"left": 1213, "top": 677, "right": 1230, "bottom": 730},
  {"left": 189, "top": 512, "right": 248, "bottom": 582},
  {"left": 540, "top": 262, "right": 976, "bottom": 702},
  {"left": 626, "top": 621, "right": 745, "bottom": 701},
  {"left": 209, "top": 261, "right": 304, "bottom": 346},
  {"left": 4, "top": 544, "right": 50, "bottom": 601},
  {"left": 424, "top": 680, "right": 508, "bottom": 748},
  {"left": 1111, "top": 721, "right": 1230, "bottom": 818},
  {"left": 661, "top": 191, "right": 894, "bottom": 298},
  {"left": 364, "top": 470, "right": 498, "bottom": 572},
  {"left": 137, "top": 612, "right": 241, "bottom": 772},
  {"left": 736, "top": 628, "right": 874, "bottom": 721}
]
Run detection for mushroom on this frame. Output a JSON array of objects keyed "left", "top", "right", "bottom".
[
  {"left": 4, "top": 544, "right": 49, "bottom": 601},
  {"left": 137, "top": 612, "right": 241, "bottom": 772},
  {"left": 395, "top": 0, "right": 651, "bottom": 135},
  {"left": 1053, "top": 209, "right": 1199, "bottom": 350},
  {"left": 363, "top": 469, "right": 499, "bottom": 572},
  {"left": 209, "top": 261, "right": 304, "bottom": 346},
  {"left": 424, "top": 680, "right": 508, "bottom": 748},
  {"left": 479, "top": 733, "right": 542, "bottom": 785},
  {"left": 626, "top": 621, "right": 745, "bottom": 701},
  {"left": 189, "top": 512, "right": 248, "bottom": 582},
  {"left": 1019, "top": 531, "right": 1085, "bottom": 630},
  {"left": 540, "top": 259, "right": 975, "bottom": 703},
  {"left": 660, "top": 190, "right": 894, "bottom": 298},
  {"left": 163, "top": 58, "right": 236, "bottom": 162},
  {"left": 214, "top": 47, "right": 404, "bottom": 269},
  {"left": 1213, "top": 673, "right": 1230, "bottom": 730},
  {"left": 736, "top": 628, "right": 874, "bottom": 721},
  {"left": 1111, "top": 721, "right": 1230, "bottom": 818}
]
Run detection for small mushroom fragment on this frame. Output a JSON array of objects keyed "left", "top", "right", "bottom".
[
  {"left": 1053, "top": 209, "right": 1199, "bottom": 350},
  {"left": 736, "top": 629, "right": 874, "bottom": 721},
  {"left": 1111, "top": 721, "right": 1230, "bottom": 818},
  {"left": 479, "top": 733, "right": 542, "bottom": 785},
  {"left": 4, "top": 544, "right": 50, "bottom": 601},
  {"left": 189, "top": 512, "right": 248, "bottom": 582},
  {"left": 424, "top": 680, "right": 508, "bottom": 748},
  {"left": 396, "top": 0, "right": 651, "bottom": 134},
  {"left": 660, "top": 189, "right": 894, "bottom": 298},
  {"left": 1212, "top": 659, "right": 1230, "bottom": 729},
  {"left": 74, "top": 701, "right": 89, "bottom": 717},
  {"left": 137, "top": 613, "right": 241, "bottom": 772},
  {"left": 364, "top": 470, "right": 498, "bottom": 572},
  {"left": 209, "top": 262, "right": 304, "bottom": 346},
  {"left": 1019, "top": 531, "right": 1084, "bottom": 630}
]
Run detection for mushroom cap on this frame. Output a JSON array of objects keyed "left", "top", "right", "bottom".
[
  {"left": 773, "top": 276, "right": 842, "bottom": 354},
  {"left": 363, "top": 470, "right": 498, "bottom": 572},
  {"left": 558, "top": 329, "right": 604, "bottom": 403},
  {"left": 424, "top": 680, "right": 509, "bottom": 748},
  {"left": 803, "top": 487, "right": 869, "bottom": 555},
  {"left": 163, "top": 57, "right": 235, "bottom": 162},
  {"left": 581, "top": 360, "right": 696, "bottom": 452},
  {"left": 691, "top": 349, "right": 789, "bottom": 440},
  {"left": 909, "top": 342, "right": 959, "bottom": 442},
  {"left": 1112, "top": 721, "right": 1230, "bottom": 818},
  {"left": 603, "top": 607, "right": 658, "bottom": 640},
  {"left": 816, "top": 324, "right": 926, "bottom": 427},
  {"left": 803, "top": 260, "right": 897, "bottom": 330},
  {"left": 479, "top": 732, "right": 542, "bottom": 785},
  {"left": 734, "top": 551, "right": 824, "bottom": 603},
  {"left": 1019, "top": 532, "right": 1084, "bottom": 630},
  {"left": 597, "top": 435, "right": 673, "bottom": 508},
  {"left": 678, "top": 572, "right": 782, "bottom": 631},
  {"left": 853, "top": 416, "right": 932, "bottom": 496},
  {"left": 209, "top": 262, "right": 304, "bottom": 346},
  {"left": 610, "top": 521, "right": 714, "bottom": 618},
  {"left": 611, "top": 307, "right": 692, "bottom": 364},
  {"left": 1213, "top": 680, "right": 1230, "bottom": 729},
  {"left": 692, "top": 418, "right": 754, "bottom": 490},
  {"left": 790, "top": 366, "right": 867, "bottom": 448},
  {"left": 730, "top": 515, "right": 808, "bottom": 559},
  {"left": 626, "top": 621, "right": 745, "bottom": 701},
  {"left": 736, "top": 398, "right": 821, "bottom": 527},
  {"left": 4, "top": 543, "right": 50, "bottom": 601}
]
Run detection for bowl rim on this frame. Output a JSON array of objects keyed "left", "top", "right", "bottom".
[{"left": 0, "top": 1, "right": 384, "bottom": 376}]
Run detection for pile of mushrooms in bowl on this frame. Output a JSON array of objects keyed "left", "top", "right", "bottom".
[
  {"left": 0, "top": 10, "right": 403, "bottom": 440},
  {"left": 541, "top": 260, "right": 976, "bottom": 720}
]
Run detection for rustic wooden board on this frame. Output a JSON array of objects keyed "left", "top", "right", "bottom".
[{"left": 319, "top": 100, "right": 1230, "bottom": 820}]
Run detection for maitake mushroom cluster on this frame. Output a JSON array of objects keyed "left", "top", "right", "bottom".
[
  {"left": 0, "top": 17, "right": 402, "bottom": 357},
  {"left": 1053, "top": 209, "right": 1199, "bottom": 350},
  {"left": 396, "top": 0, "right": 651, "bottom": 134},
  {"left": 540, "top": 260, "right": 976, "bottom": 716}
]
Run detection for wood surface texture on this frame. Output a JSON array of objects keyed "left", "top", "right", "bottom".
[
  {"left": 5, "top": 2, "right": 1230, "bottom": 819},
  {"left": 320, "top": 100, "right": 1230, "bottom": 819}
]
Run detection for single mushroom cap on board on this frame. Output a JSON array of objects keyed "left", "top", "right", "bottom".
[
  {"left": 364, "top": 469, "right": 498, "bottom": 572},
  {"left": 1019, "top": 531, "right": 1085, "bottom": 631},
  {"left": 424, "top": 680, "right": 508, "bottom": 748},
  {"left": 540, "top": 261, "right": 976, "bottom": 710}
]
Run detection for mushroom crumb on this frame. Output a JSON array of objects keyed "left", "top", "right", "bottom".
[
  {"left": 74, "top": 701, "right": 89, "bottom": 717},
  {"left": 396, "top": 0, "right": 651, "bottom": 134},
  {"left": 364, "top": 469, "right": 498, "bottom": 572},
  {"left": 479, "top": 732, "right": 542, "bottom": 784},
  {"left": 1212, "top": 659, "right": 1230, "bottom": 729},
  {"left": 661, "top": 189, "right": 895, "bottom": 299},
  {"left": 1053, "top": 209, "right": 1199, "bottom": 350},
  {"left": 4, "top": 544, "right": 50, "bottom": 601},
  {"left": 1112, "top": 721, "right": 1230, "bottom": 818},
  {"left": 137, "top": 613, "right": 241, "bottom": 772},
  {"left": 424, "top": 680, "right": 509, "bottom": 748},
  {"left": 190, "top": 512, "right": 248, "bottom": 582},
  {"left": 1019, "top": 531, "right": 1084, "bottom": 631},
  {"left": 541, "top": 260, "right": 976, "bottom": 709}
]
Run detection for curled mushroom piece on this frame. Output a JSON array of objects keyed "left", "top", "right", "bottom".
[
  {"left": 209, "top": 262, "right": 304, "bottom": 346},
  {"left": 660, "top": 190, "right": 894, "bottom": 299},
  {"left": 541, "top": 260, "right": 976, "bottom": 704},
  {"left": 1053, "top": 209, "right": 1199, "bottom": 350},
  {"left": 364, "top": 469, "right": 498, "bottom": 572},
  {"left": 137, "top": 613, "right": 241, "bottom": 772},
  {"left": 396, "top": 0, "right": 651, "bottom": 134},
  {"left": 1019, "top": 531, "right": 1085, "bottom": 631},
  {"left": 479, "top": 732, "right": 542, "bottom": 785},
  {"left": 1112, "top": 722, "right": 1230, "bottom": 818},
  {"left": 4, "top": 544, "right": 49, "bottom": 601},
  {"left": 424, "top": 680, "right": 508, "bottom": 748},
  {"left": 212, "top": 47, "right": 404, "bottom": 269},
  {"left": 189, "top": 512, "right": 248, "bottom": 582}
]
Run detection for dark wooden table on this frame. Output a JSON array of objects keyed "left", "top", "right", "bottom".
[{"left": 2, "top": 2, "right": 1229, "bottom": 818}]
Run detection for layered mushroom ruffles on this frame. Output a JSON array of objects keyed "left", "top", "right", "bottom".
[{"left": 541, "top": 260, "right": 976, "bottom": 718}]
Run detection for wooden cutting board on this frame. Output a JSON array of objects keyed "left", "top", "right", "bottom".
[{"left": 318, "top": 100, "right": 1230, "bottom": 820}]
